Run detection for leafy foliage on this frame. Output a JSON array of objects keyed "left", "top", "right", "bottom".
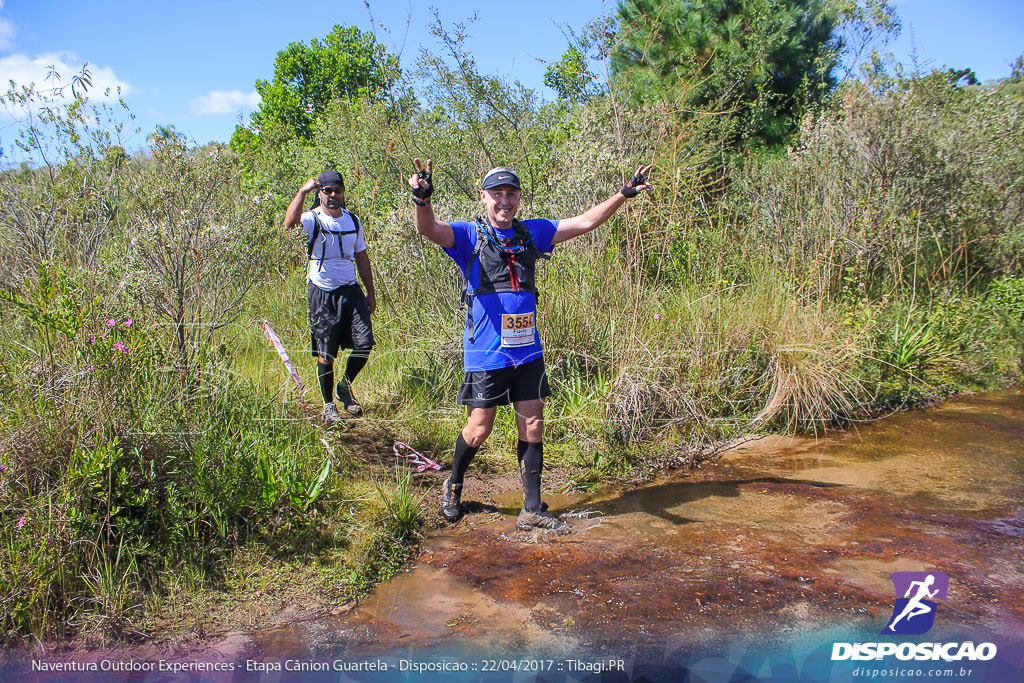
[
  {"left": 243, "top": 25, "right": 402, "bottom": 143},
  {"left": 119, "top": 138, "right": 282, "bottom": 366},
  {"left": 545, "top": 45, "right": 602, "bottom": 104},
  {"left": 613, "top": 0, "right": 841, "bottom": 147}
]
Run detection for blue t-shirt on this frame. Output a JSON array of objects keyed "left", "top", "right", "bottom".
[{"left": 443, "top": 219, "right": 558, "bottom": 371}]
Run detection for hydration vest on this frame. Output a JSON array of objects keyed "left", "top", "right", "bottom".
[
  {"left": 462, "top": 217, "right": 550, "bottom": 341},
  {"left": 306, "top": 209, "right": 361, "bottom": 273}
]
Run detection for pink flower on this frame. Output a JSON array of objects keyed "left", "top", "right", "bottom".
[
  {"left": 89, "top": 336, "right": 96, "bottom": 345},
  {"left": 122, "top": 318, "right": 133, "bottom": 328},
  {"left": 113, "top": 342, "right": 127, "bottom": 353},
  {"left": 654, "top": 313, "right": 662, "bottom": 320},
  {"left": 100, "top": 332, "right": 107, "bottom": 340},
  {"left": 0, "top": 465, "right": 7, "bottom": 473},
  {"left": 106, "top": 319, "right": 116, "bottom": 327},
  {"left": 89, "top": 365, "right": 96, "bottom": 371},
  {"left": 17, "top": 516, "right": 25, "bottom": 529}
]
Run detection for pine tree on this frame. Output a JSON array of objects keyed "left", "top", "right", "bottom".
[{"left": 613, "top": 0, "right": 840, "bottom": 148}]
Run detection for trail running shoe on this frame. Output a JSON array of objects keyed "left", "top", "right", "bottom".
[
  {"left": 322, "top": 402, "right": 343, "bottom": 425},
  {"left": 516, "top": 507, "right": 572, "bottom": 534},
  {"left": 336, "top": 379, "right": 362, "bottom": 416},
  {"left": 440, "top": 477, "right": 463, "bottom": 523}
]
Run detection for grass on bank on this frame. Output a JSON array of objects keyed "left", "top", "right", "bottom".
[{"left": 0, "top": 307, "right": 428, "bottom": 647}]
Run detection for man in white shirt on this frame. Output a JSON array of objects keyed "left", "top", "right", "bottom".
[{"left": 284, "top": 171, "right": 376, "bottom": 423}]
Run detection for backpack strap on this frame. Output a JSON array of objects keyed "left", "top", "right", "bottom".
[
  {"left": 306, "top": 211, "right": 323, "bottom": 260},
  {"left": 460, "top": 222, "right": 486, "bottom": 342},
  {"left": 461, "top": 218, "right": 550, "bottom": 342},
  {"left": 350, "top": 213, "right": 362, "bottom": 259},
  {"left": 306, "top": 210, "right": 360, "bottom": 272}
]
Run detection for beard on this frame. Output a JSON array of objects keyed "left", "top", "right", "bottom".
[{"left": 324, "top": 196, "right": 342, "bottom": 209}]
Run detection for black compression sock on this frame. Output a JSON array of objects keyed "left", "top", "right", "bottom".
[
  {"left": 317, "top": 362, "right": 334, "bottom": 404},
  {"left": 344, "top": 348, "right": 370, "bottom": 383},
  {"left": 451, "top": 433, "right": 480, "bottom": 485},
  {"left": 518, "top": 440, "right": 543, "bottom": 512}
]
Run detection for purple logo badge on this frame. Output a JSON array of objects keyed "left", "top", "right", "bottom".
[{"left": 883, "top": 571, "right": 949, "bottom": 635}]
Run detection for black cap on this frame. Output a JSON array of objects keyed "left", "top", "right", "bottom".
[
  {"left": 317, "top": 170, "right": 345, "bottom": 189},
  {"left": 481, "top": 167, "right": 521, "bottom": 190}
]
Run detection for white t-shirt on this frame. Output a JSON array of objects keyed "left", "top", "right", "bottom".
[{"left": 301, "top": 208, "right": 366, "bottom": 290}]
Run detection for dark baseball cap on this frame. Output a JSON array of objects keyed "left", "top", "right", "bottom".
[
  {"left": 481, "top": 167, "right": 521, "bottom": 190},
  {"left": 317, "top": 170, "right": 345, "bottom": 188}
]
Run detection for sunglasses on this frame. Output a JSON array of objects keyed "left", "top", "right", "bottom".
[{"left": 320, "top": 186, "right": 344, "bottom": 195}]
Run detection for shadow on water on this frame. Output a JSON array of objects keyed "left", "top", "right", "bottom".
[{"left": 579, "top": 476, "right": 846, "bottom": 528}]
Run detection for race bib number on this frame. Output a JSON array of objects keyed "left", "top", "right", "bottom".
[{"left": 500, "top": 312, "right": 536, "bottom": 348}]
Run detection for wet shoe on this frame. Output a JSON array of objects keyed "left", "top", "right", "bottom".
[
  {"left": 440, "top": 477, "right": 463, "bottom": 522},
  {"left": 322, "top": 402, "right": 344, "bottom": 425},
  {"left": 516, "top": 507, "right": 572, "bottom": 534},
  {"left": 335, "top": 379, "right": 362, "bottom": 416}
]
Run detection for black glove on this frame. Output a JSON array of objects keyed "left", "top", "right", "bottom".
[
  {"left": 412, "top": 168, "right": 434, "bottom": 200},
  {"left": 621, "top": 171, "right": 646, "bottom": 198}
]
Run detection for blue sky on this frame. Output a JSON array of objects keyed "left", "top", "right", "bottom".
[{"left": 0, "top": 0, "right": 1021, "bottom": 149}]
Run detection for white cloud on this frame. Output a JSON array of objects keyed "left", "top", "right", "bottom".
[
  {"left": 0, "top": 1, "right": 14, "bottom": 51},
  {"left": 188, "top": 89, "right": 260, "bottom": 115},
  {"left": 0, "top": 51, "right": 131, "bottom": 102}
]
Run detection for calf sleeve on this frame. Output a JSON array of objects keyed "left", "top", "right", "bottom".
[
  {"left": 344, "top": 347, "right": 371, "bottom": 383},
  {"left": 518, "top": 440, "right": 543, "bottom": 512},
  {"left": 317, "top": 362, "right": 334, "bottom": 404},
  {"left": 451, "top": 433, "right": 480, "bottom": 485}
]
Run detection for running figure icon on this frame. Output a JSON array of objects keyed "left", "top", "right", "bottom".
[{"left": 885, "top": 574, "right": 939, "bottom": 632}]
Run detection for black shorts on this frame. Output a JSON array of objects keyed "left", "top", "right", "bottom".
[
  {"left": 308, "top": 282, "right": 375, "bottom": 361},
  {"left": 457, "top": 357, "right": 551, "bottom": 408}
]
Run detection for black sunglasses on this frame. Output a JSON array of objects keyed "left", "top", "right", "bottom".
[{"left": 320, "top": 186, "right": 344, "bottom": 195}]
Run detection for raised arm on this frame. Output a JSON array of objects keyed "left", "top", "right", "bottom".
[
  {"left": 284, "top": 176, "right": 319, "bottom": 229},
  {"left": 551, "top": 164, "right": 652, "bottom": 246},
  {"left": 407, "top": 158, "right": 455, "bottom": 249}
]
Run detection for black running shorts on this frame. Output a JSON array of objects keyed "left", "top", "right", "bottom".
[
  {"left": 456, "top": 357, "right": 551, "bottom": 408},
  {"left": 308, "top": 282, "right": 375, "bottom": 361}
]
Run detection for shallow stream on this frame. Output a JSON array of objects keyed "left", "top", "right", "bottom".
[{"left": 240, "top": 388, "right": 1024, "bottom": 680}]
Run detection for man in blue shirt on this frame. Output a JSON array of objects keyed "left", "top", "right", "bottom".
[{"left": 408, "top": 159, "right": 652, "bottom": 532}]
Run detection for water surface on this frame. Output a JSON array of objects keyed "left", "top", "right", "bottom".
[{"left": 253, "top": 389, "right": 1024, "bottom": 680}]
